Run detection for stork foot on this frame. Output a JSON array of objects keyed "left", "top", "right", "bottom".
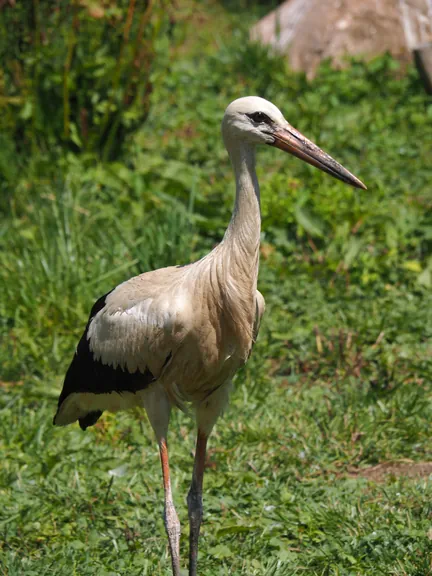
[{"left": 164, "top": 500, "right": 181, "bottom": 576}]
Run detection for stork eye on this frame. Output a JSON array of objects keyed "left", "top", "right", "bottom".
[{"left": 247, "top": 112, "right": 272, "bottom": 124}]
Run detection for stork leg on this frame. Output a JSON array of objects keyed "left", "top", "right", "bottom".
[
  {"left": 187, "top": 381, "right": 231, "bottom": 575},
  {"left": 159, "top": 437, "right": 181, "bottom": 576},
  {"left": 142, "top": 386, "right": 181, "bottom": 575},
  {"left": 187, "top": 430, "right": 208, "bottom": 576}
]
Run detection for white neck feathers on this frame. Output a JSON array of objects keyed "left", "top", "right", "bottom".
[{"left": 223, "top": 140, "right": 261, "bottom": 260}]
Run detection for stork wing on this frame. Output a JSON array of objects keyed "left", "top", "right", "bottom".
[
  {"left": 253, "top": 290, "right": 266, "bottom": 342},
  {"left": 54, "top": 273, "right": 187, "bottom": 429}
]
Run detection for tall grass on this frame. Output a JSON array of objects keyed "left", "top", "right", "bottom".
[{"left": 0, "top": 162, "right": 196, "bottom": 380}]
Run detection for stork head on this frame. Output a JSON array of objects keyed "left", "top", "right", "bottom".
[{"left": 222, "top": 96, "right": 366, "bottom": 190}]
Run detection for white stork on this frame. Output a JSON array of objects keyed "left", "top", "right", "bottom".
[{"left": 54, "top": 96, "right": 365, "bottom": 575}]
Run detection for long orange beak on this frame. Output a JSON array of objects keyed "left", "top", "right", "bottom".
[{"left": 270, "top": 124, "right": 367, "bottom": 190}]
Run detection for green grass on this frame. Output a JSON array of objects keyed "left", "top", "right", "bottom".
[{"left": 1, "top": 2, "right": 432, "bottom": 574}]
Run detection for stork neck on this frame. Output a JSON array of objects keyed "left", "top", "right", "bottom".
[{"left": 224, "top": 141, "right": 261, "bottom": 252}]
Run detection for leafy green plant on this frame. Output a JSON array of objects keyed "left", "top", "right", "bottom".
[{"left": 0, "top": 0, "right": 170, "bottom": 161}]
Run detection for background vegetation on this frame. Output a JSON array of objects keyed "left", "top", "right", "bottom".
[{"left": 1, "top": 1, "right": 432, "bottom": 574}]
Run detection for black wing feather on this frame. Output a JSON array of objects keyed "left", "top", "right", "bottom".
[{"left": 54, "top": 291, "right": 156, "bottom": 429}]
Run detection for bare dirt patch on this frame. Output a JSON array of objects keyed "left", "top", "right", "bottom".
[{"left": 347, "top": 461, "right": 432, "bottom": 482}]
